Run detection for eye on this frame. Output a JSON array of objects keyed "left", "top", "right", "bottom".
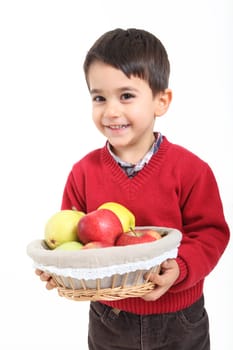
[
  {"left": 92, "top": 95, "right": 105, "bottom": 102},
  {"left": 121, "top": 92, "right": 135, "bottom": 100}
]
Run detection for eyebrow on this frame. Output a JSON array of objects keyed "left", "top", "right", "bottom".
[{"left": 90, "top": 86, "right": 138, "bottom": 95}]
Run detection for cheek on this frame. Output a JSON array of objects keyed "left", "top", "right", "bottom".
[
  {"left": 128, "top": 104, "right": 144, "bottom": 119},
  {"left": 92, "top": 107, "right": 99, "bottom": 122},
  {"left": 130, "top": 103, "right": 155, "bottom": 123},
  {"left": 92, "top": 109, "right": 103, "bottom": 130},
  {"left": 133, "top": 98, "right": 155, "bottom": 114}
]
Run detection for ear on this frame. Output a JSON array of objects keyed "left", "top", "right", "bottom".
[{"left": 154, "top": 89, "right": 172, "bottom": 116}]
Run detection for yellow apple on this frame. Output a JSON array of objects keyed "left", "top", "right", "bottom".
[
  {"left": 44, "top": 210, "right": 85, "bottom": 249},
  {"left": 97, "top": 202, "right": 135, "bottom": 232}
]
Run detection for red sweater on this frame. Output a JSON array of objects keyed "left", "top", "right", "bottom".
[{"left": 61, "top": 136, "right": 230, "bottom": 314}]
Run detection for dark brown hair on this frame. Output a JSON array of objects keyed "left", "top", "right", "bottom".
[{"left": 83, "top": 28, "right": 170, "bottom": 95}]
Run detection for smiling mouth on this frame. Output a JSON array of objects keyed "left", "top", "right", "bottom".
[{"left": 106, "top": 124, "right": 130, "bottom": 130}]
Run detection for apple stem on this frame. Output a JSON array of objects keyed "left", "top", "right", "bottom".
[{"left": 130, "top": 227, "right": 137, "bottom": 236}]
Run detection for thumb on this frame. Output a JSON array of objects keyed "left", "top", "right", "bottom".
[{"left": 161, "top": 259, "right": 170, "bottom": 269}]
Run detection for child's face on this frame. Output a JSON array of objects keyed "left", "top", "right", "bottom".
[{"left": 87, "top": 61, "right": 168, "bottom": 161}]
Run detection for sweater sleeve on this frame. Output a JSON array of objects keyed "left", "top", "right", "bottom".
[{"left": 170, "top": 163, "right": 230, "bottom": 292}]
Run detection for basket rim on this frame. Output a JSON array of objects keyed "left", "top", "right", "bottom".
[{"left": 27, "top": 226, "right": 182, "bottom": 271}]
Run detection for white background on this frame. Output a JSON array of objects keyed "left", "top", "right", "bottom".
[{"left": 0, "top": 0, "right": 232, "bottom": 349}]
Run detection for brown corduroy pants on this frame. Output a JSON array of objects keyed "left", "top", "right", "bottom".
[{"left": 88, "top": 295, "right": 210, "bottom": 350}]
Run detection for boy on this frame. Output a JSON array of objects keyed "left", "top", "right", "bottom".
[{"left": 36, "top": 28, "right": 230, "bottom": 349}]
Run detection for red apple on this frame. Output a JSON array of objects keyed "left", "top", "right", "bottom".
[
  {"left": 77, "top": 208, "right": 123, "bottom": 245},
  {"left": 115, "top": 228, "right": 161, "bottom": 246},
  {"left": 82, "top": 241, "right": 112, "bottom": 249}
]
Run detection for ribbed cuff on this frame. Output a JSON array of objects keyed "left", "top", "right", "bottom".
[{"left": 172, "top": 256, "right": 188, "bottom": 287}]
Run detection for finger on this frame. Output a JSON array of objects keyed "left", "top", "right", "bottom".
[
  {"left": 142, "top": 285, "right": 169, "bottom": 301},
  {"left": 144, "top": 267, "right": 161, "bottom": 283},
  {"left": 161, "top": 258, "right": 179, "bottom": 272},
  {"left": 35, "top": 269, "right": 43, "bottom": 276},
  {"left": 46, "top": 279, "right": 57, "bottom": 290},
  {"left": 160, "top": 259, "right": 173, "bottom": 270},
  {"left": 144, "top": 271, "right": 163, "bottom": 285},
  {"left": 40, "top": 272, "right": 52, "bottom": 282}
]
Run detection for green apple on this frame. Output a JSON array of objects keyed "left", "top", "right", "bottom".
[
  {"left": 44, "top": 209, "right": 85, "bottom": 249},
  {"left": 55, "top": 241, "right": 84, "bottom": 251},
  {"left": 97, "top": 202, "right": 135, "bottom": 232}
]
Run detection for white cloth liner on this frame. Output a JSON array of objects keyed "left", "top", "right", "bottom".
[{"left": 33, "top": 248, "right": 178, "bottom": 280}]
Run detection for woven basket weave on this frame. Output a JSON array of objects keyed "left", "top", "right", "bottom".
[
  {"left": 27, "top": 226, "right": 182, "bottom": 301},
  {"left": 53, "top": 266, "right": 160, "bottom": 301}
]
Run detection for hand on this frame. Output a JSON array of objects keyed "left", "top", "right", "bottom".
[
  {"left": 35, "top": 269, "right": 57, "bottom": 290},
  {"left": 142, "top": 259, "right": 180, "bottom": 301}
]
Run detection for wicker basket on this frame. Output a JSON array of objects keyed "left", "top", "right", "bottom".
[
  {"left": 27, "top": 226, "right": 182, "bottom": 301},
  {"left": 53, "top": 265, "right": 160, "bottom": 301}
]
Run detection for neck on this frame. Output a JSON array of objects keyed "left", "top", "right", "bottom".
[{"left": 110, "top": 134, "right": 156, "bottom": 164}]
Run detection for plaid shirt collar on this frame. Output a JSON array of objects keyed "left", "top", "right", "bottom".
[{"left": 107, "top": 132, "right": 163, "bottom": 177}]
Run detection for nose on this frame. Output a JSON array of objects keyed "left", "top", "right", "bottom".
[{"left": 103, "top": 100, "right": 121, "bottom": 119}]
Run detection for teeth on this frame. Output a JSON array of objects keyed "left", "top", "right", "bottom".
[{"left": 109, "top": 125, "right": 128, "bottom": 129}]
